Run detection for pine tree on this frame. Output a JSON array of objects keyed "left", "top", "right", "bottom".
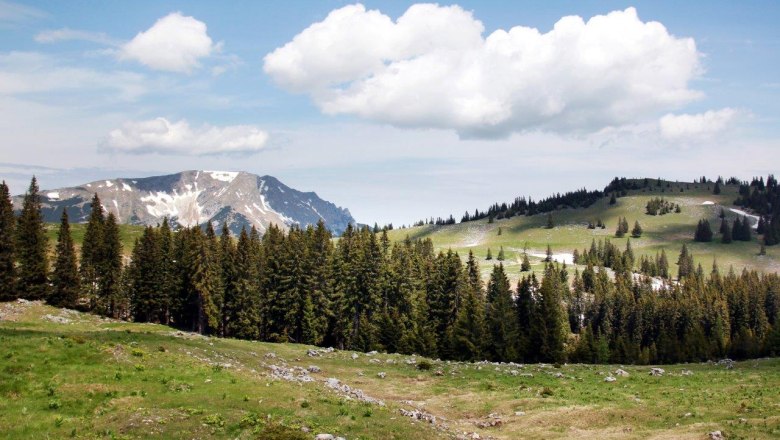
[
  {"left": 229, "top": 228, "right": 262, "bottom": 339},
  {"left": 97, "top": 212, "right": 124, "bottom": 317},
  {"left": 80, "top": 194, "right": 104, "bottom": 309},
  {"left": 536, "top": 264, "right": 568, "bottom": 363},
  {"left": 609, "top": 193, "right": 617, "bottom": 205},
  {"left": 721, "top": 219, "right": 733, "bottom": 244},
  {"left": 546, "top": 213, "right": 554, "bottom": 229},
  {"left": 677, "top": 244, "right": 694, "bottom": 280},
  {"left": 739, "top": 216, "right": 752, "bottom": 242},
  {"left": 450, "top": 271, "right": 485, "bottom": 361},
  {"left": 15, "top": 177, "right": 49, "bottom": 299},
  {"left": 497, "top": 246, "right": 505, "bottom": 261},
  {"left": 485, "top": 248, "right": 492, "bottom": 260},
  {"left": 128, "top": 227, "right": 164, "bottom": 322},
  {"left": 545, "top": 244, "right": 553, "bottom": 262},
  {"left": 631, "top": 220, "right": 643, "bottom": 238},
  {"left": 0, "top": 181, "right": 16, "bottom": 300},
  {"left": 521, "top": 253, "right": 531, "bottom": 272},
  {"left": 713, "top": 180, "right": 721, "bottom": 194},
  {"left": 694, "top": 219, "right": 713, "bottom": 242},
  {"left": 484, "top": 264, "right": 518, "bottom": 362},
  {"left": 49, "top": 210, "right": 80, "bottom": 308}
]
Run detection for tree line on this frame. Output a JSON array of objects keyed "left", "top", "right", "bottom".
[{"left": 2, "top": 177, "right": 780, "bottom": 364}]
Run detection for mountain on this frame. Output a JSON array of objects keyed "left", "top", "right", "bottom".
[{"left": 12, "top": 170, "right": 355, "bottom": 235}]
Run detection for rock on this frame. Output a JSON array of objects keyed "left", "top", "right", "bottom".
[
  {"left": 614, "top": 369, "right": 629, "bottom": 377},
  {"left": 681, "top": 369, "right": 693, "bottom": 376},
  {"left": 434, "top": 370, "right": 444, "bottom": 376},
  {"left": 514, "top": 411, "right": 526, "bottom": 416},
  {"left": 649, "top": 368, "right": 665, "bottom": 376},
  {"left": 553, "top": 372, "right": 564, "bottom": 378},
  {"left": 399, "top": 408, "right": 437, "bottom": 424},
  {"left": 264, "top": 352, "right": 277, "bottom": 359},
  {"left": 718, "top": 358, "right": 735, "bottom": 369},
  {"left": 307, "top": 365, "right": 321, "bottom": 373},
  {"left": 708, "top": 430, "right": 725, "bottom": 440},
  {"left": 369, "top": 358, "right": 381, "bottom": 364},
  {"left": 43, "top": 314, "right": 71, "bottom": 324},
  {"left": 367, "top": 350, "right": 378, "bottom": 356},
  {"left": 323, "top": 347, "right": 335, "bottom": 353},
  {"left": 604, "top": 376, "right": 617, "bottom": 382},
  {"left": 377, "top": 372, "right": 386, "bottom": 379},
  {"left": 307, "top": 349, "right": 320, "bottom": 357},
  {"left": 351, "top": 353, "right": 359, "bottom": 360},
  {"left": 315, "top": 434, "right": 334, "bottom": 440},
  {"left": 683, "top": 412, "right": 692, "bottom": 418},
  {"left": 509, "top": 370, "right": 519, "bottom": 376}
]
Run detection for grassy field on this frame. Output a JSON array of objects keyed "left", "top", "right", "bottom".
[
  {"left": 44, "top": 222, "right": 145, "bottom": 257},
  {"left": 2, "top": 300, "right": 779, "bottom": 439},
  {"left": 386, "top": 182, "right": 779, "bottom": 284}
]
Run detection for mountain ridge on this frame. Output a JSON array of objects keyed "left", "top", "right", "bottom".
[{"left": 12, "top": 170, "right": 355, "bottom": 235}]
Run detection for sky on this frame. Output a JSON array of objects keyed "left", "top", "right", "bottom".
[{"left": 1, "top": 1, "right": 779, "bottom": 226}]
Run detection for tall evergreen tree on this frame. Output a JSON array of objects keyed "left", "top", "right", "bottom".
[
  {"left": 97, "top": 212, "right": 124, "bottom": 317},
  {"left": 484, "top": 264, "right": 518, "bottom": 362},
  {"left": 49, "top": 210, "right": 80, "bottom": 308},
  {"left": 0, "top": 181, "right": 16, "bottom": 300},
  {"left": 15, "top": 177, "right": 48, "bottom": 299},
  {"left": 631, "top": 220, "right": 643, "bottom": 238},
  {"left": 536, "top": 264, "right": 568, "bottom": 363},
  {"left": 694, "top": 219, "right": 713, "bottom": 242},
  {"left": 721, "top": 219, "right": 733, "bottom": 244},
  {"left": 80, "top": 194, "right": 104, "bottom": 309}
]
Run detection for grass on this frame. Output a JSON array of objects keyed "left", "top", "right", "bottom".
[
  {"left": 386, "top": 182, "right": 778, "bottom": 284},
  {"left": 2, "top": 300, "right": 779, "bottom": 439},
  {"left": 45, "top": 223, "right": 145, "bottom": 256}
]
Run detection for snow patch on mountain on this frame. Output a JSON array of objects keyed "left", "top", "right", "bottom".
[
  {"left": 141, "top": 189, "right": 207, "bottom": 226},
  {"left": 206, "top": 171, "right": 239, "bottom": 183}
]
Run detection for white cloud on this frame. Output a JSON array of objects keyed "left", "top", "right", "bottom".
[
  {"left": 0, "top": 1, "right": 46, "bottom": 24},
  {"left": 101, "top": 117, "right": 269, "bottom": 155},
  {"left": 0, "top": 51, "right": 147, "bottom": 100},
  {"left": 35, "top": 28, "right": 118, "bottom": 46},
  {"left": 264, "top": 5, "right": 702, "bottom": 138},
  {"left": 659, "top": 108, "right": 739, "bottom": 141},
  {"left": 119, "top": 12, "right": 216, "bottom": 73}
]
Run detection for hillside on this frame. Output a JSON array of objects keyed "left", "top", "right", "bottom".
[
  {"left": 386, "top": 181, "right": 778, "bottom": 283},
  {"left": 13, "top": 171, "right": 355, "bottom": 236},
  {"left": 2, "top": 300, "right": 778, "bottom": 439}
]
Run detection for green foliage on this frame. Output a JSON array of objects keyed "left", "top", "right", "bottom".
[
  {"left": 0, "top": 181, "right": 16, "bottom": 301},
  {"left": 49, "top": 210, "right": 80, "bottom": 308},
  {"left": 15, "top": 177, "right": 49, "bottom": 299}
]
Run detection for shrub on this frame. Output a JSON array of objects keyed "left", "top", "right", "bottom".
[{"left": 416, "top": 360, "right": 433, "bottom": 371}]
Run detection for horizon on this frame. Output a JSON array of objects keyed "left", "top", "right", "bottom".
[{"left": 1, "top": 1, "right": 779, "bottom": 226}]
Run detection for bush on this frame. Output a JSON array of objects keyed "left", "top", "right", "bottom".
[
  {"left": 416, "top": 360, "right": 433, "bottom": 371},
  {"left": 541, "top": 387, "right": 554, "bottom": 398},
  {"left": 258, "top": 424, "right": 309, "bottom": 440}
]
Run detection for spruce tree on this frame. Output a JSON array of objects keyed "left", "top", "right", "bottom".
[
  {"left": 50, "top": 210, "right": 80, "bottom": 308},
  {"left": 15, "top": 177, "right": 49, "bottom": 299},
  {"left": 450, "top": 275, "right": 485, "bottom": 361},
  {"left": 677, "top": 244, "right": 694, "bottom": 280},
  {"left": 631, "top": 220, "right": 643, "bottom": 238},
  {"left": 693, "top": 219, "right": 713, "bottom": 242},
  {"left": 484, "top": 264, "right": 518, "bottom": 362},
  {"left": 721, "top": 219, "right": 732, "bottom": 244},
  {"left": 739, "top": 216, "right": 752, "bottom": 242},
  {"left": 97, "top": 212, "right": 124, "bottom": 317},
  {"left": 485, "top": 248, "right": 492, "bottom": 260},
  {"left": 520, "top": 253, "right": 531, "bottom": 272},
  {"left": 546, "top": 213, "right": 554, "bottom": 229},
  {"left": 128, "top": 227, "right": 163, "bottom": 322},
  {"left": 0, "top": 181, "right": 16, "bottom": 300},
  {"left": 80, "top": 194, "right": 104, "bottom": 308},
  {"left": 536, "top": 264, "right": 568, "bottom": 363},
  {"left": 497, "top": 246, "right": 505, "bottom": 261}
]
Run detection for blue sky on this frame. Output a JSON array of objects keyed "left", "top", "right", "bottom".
[{"left": 1, "top": 1, "right": 779, "bottom": 225}]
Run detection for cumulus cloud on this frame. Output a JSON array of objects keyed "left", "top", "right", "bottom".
[
  {"left": 101, "top": 117, "right": 269, "bottom": 155},
  {"left": 264, "top": 4, "right": 702, "bottom": 138},
  {"left": 119, "top": 12, "right": 217, "bottom": 73},
  {"left": 659, "top": 108, "right": 739, "bottom": 141}
]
